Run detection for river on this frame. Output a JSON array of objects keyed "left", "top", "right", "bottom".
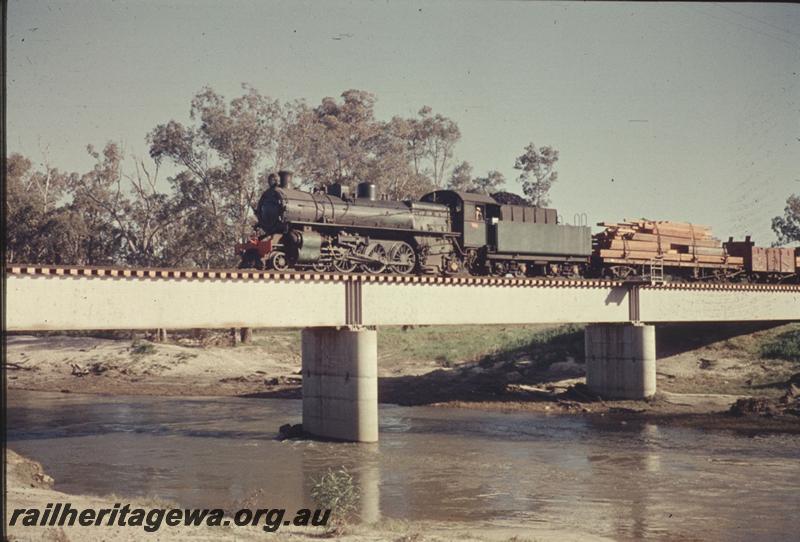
[{"left": 7, "top": 390, "right": 800, "bottom": 541}]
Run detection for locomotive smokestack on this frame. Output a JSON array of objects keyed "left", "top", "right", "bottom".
[
  {"left": 357, "top": 181, "right": 376, "bottom": 201},
  {"left": 278, "top": 170, "right": 293, "bottom": 188}
]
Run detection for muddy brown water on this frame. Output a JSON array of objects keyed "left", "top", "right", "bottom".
[{"left": 7, "top": 390, "right": 800, "bottom": 541}]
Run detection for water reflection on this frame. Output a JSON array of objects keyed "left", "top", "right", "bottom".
[
  {"left": 580, "top": 422, "right": 665, "bottom": 540},
  {"left": 298, "top": 445, "right": 381, "bottom": 523},
  {"left": 7, "top": 391, "right": 800, "bottom": 541}
]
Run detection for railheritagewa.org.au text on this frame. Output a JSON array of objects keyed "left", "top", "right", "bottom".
[{"left": 9, "top": 503, "right": 331, "bottom": 532}]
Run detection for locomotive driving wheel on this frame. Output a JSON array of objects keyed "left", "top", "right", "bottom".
[
  {"left": 328, "top": 244, "right": 356, "bottom": 272},
  {"left": 332, "top": 254, "right": 357, "bottom": 273},
  {"left": 389, "top": 242, "right": 416, "bottom": 274},
  {"left": 361, "top": 243, "right": 388, "bottom": 274}
]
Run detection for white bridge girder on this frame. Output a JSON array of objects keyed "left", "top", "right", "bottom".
[{"left": 5, "top": 267, "right": 800, "bottom": 331}]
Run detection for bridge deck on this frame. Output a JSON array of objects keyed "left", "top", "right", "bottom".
[{"left": 6, "top": 265, "right": 800, "bottom": 330}]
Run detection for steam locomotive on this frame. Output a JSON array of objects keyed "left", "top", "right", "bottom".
[{"left": 237, "top": 171, "right": 800, "bottom": 283}]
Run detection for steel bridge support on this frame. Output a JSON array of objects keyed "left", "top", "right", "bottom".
[
  {"left": 301, "top": 326, "right": 379, "bottom": 442},
  {"left": 585, "top": 323, "right": 656, "bottom": 400}
]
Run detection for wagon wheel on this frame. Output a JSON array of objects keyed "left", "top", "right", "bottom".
[
  {"left": 610, "top": 265, "right": 635, "bottom": 279},
  {"left": 511, "top": 263, "right": 527, "bottom": 278},
  {"left": 269, "top": 251, "right": 288, "bottom": 271},
  {"left": 389, "top": 242, "right": 416, "bottom": 274},
  {"left": 492, "top": 262, "right": 508, "bottom": 276},
  {"left": 711, "top": 268, "right": 729, "bottom": 283},
  {"left": 361, "top": 243, "right": 387, "bottom": 274}
]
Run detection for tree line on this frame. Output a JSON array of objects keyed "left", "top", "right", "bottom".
[
  {"left": 6, "top": 86, "right": 560, "bottom": 268},
  {"left": 7, "top": 85, "right": 797, "bottom": 268}
]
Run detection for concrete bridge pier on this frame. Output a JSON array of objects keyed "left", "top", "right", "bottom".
[
  {"left": 301, "top": 326, "right": 379, "bottom": 442},
  {"left": 585, "top": 323, "right": 656, "bottom": 400}
]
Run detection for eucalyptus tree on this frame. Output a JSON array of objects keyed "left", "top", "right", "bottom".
[
  {"left": 148, "top": 85, "right": 291, "bottom": 265},
  {"left": 408, "top": 106, "right": 460, "bottom": 189},
  {"left": 514, "top": 143, "right": 559, "bottom": 207},
  {"left": 5, "top": 152, "right": 78, "bottom": 263},
  {"left": 287, "top": 89, "right": 381, "bottom": 189},
  {"left": 772, "top": 194, "right": 800, "bottom": 245},
  {"left": 447, "top": 160, "right": 474, "bottom": 192},
  {"left": 472, "top": 170, "right": 505, "bottom": 195}
]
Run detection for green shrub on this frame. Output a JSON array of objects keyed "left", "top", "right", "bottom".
[{"left": 761, "top": 330, "right": 800, "bottom": 362}]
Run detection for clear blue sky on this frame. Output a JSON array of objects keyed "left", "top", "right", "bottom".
[{"left": 7, "top": 1, "right": 800, "bottom": 243}]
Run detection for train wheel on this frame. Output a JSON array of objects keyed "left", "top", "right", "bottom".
[
  {"left": 610, "top": 265, "right": 635, "bottom": 279},
  {"left": 269, "top": 252, "right": 288, "bottom": 271},
  {"left": 389, "top": 242, "right": 416, "bottom": 274},
  {"left": 491, "top": 262, "right": 508, "bottom": 276},
  {"left": 312, "top": 261, "right": 329, "bottom": 272},
  {"left": 711, "top": 269, "right": 731, "bottom": 283},
  {"left": 361, "top": 243, "right": 387, "bottom": 274},
  {"left": 333, "top": 256, "right": 357, "bottom": 273}
]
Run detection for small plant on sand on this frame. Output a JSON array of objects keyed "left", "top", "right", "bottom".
[
  {"left": 175, "top": 352, "right": 199, "bottom": 362},
  {"left": 435, "top": 355, "right": 454, "bottom": 368},
  {"left": 130, "top": 340, "right": 157, "bottom": 357},
  {"left": 310, "top": 467, "right": 360, "bottom": 533}
]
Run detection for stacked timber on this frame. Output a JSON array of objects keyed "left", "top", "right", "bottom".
[{"left": 594, "top": 219, "right": 744, "bottom": 266}]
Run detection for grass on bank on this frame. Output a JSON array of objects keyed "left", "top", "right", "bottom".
[
  {"left": 377, "top": 324, "right": 583, "bottom": 368},
  {"left": 760, "top": 326, "right": 800, "bottom": 362},
  {"left": 249, "top": 324, "right": 585, "bottom": 369},
  {"left": 708, "top": 322, "right": 800, "bottom": 365}
]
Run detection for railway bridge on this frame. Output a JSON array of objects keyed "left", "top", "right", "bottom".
[{"left": 6, "top": 265, "right": 800, "bottom": 442}]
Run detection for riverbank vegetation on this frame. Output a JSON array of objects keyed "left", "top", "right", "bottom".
[{"left": 760, "top": 328, "right": 800, "bottom": 362}]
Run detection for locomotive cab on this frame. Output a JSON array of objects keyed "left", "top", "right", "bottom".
[{"left": 421, "top": 190, "right": 499, "bottom": 249}]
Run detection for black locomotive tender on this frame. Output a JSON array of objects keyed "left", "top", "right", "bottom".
[{"left": 239, "top": 171, "right": 592, "bottom": 277}]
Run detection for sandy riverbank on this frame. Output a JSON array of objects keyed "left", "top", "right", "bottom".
[{"left": 5, "top": 449, "right": 614, "bottom": 542}]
